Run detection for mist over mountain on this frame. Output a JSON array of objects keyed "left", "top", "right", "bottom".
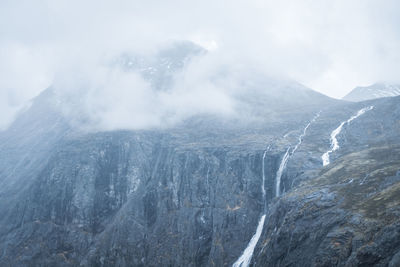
[
  {"left": 1, "top": 1, "right": 400, "bottom": 267},
  {"left": 11, "top": 41, "right": 337, "bottom": 133},
  {"left": 1, "top": 42, "right": 400, "bottom": 266}
]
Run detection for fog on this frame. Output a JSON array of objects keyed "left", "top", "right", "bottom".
[{"left": 1, "top": 0, "right": 399, "bottom": 130}]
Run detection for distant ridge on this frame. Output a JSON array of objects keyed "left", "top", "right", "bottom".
[{"left": 343, "top": 82, "right": 400, "bottom": 102}]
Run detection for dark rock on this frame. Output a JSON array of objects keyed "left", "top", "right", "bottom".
[{"left": 1, "top": 55, "right": 400, "bottom": 266}]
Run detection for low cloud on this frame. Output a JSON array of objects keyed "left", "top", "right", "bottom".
[
  {"left": 51, "top": 50, "right": 236, "bottom": 131},
  {"left": 1, "top": 0, "right": 399, "bottom": 130}
]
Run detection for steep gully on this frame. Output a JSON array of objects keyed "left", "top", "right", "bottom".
[{"left": 233, "top": 112, "right": 320, "bottom": 267}]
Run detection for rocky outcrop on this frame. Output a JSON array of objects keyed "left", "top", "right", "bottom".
[{"left": 254, "top": 145, "right": 400, "bottom": 266}]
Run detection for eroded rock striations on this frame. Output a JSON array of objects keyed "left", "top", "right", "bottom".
[{"left": 1, "top": 43, "right": 400, "bottom": 266}]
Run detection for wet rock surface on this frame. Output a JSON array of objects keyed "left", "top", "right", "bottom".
[
  {"left": 1, "top": 79, "right": 400, "bottom": 266},
  {"left": 254, "top": 145, "right": 400, "bottom": 267}
]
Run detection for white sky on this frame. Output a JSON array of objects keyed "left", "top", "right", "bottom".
[{"left": 0, "top": 0, "right": 399, "bottom": 129}]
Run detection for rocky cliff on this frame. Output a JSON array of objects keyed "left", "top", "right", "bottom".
[{"left": 1, "top": 44, "right": 399, "bottom": 267}]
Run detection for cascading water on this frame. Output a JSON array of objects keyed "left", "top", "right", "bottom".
[
  {"left": 276, "top": 112, "right": 320, "bottom": 197},
  {"left": 275, "top": 147, "right": 290, "bottom": 198},
  {"left": 261, "top": 150, "right": 267, "bottom": 207},
  {"left": 322, "top": 106, "right": 373, "bottom": 166},
  {"left": 232, "top": 214, "right": 266, "bottom": 267},
  {"left": 292, "top": 112, "right": 320, "bottom": 154},
  {"left": 232, "top": 148, "right": 269, "bottom": 267},
  {"left": 233, "top": 113, "right": 319, "bottom": 267}
]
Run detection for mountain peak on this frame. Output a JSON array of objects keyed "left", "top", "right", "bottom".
[{"left": 343, "top": 82, "right": 400, "bottom": 102}]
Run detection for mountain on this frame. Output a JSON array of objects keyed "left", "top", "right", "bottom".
[
  {"left": 254, "top": 96, "right": 400, "bottom": 266},
  {"left": 343, "top": 82, "right": 400, "bottom": 102},
  {"left": 1, "top": 43, "right": 399, "bottom": 266},
  {"left": 117, "top": 41, "right": 206, "bottom": 91}
]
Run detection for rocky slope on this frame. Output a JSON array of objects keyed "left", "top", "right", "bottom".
[
  {"left": 0, "top": 43, "right": 399, "bottom": 266},
  {"left": 253, "top": 96, "right": 400, "bottom": 266},
  {"left": 255, "top": 144, "right": 400, "bottom": 266},
  {"left": 0, "top": 89, "right": 333, "bottom": 266}
]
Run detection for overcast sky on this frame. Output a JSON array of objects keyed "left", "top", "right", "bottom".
[{"left": 1, "top": 0, "right": 399, "bottom": 129}]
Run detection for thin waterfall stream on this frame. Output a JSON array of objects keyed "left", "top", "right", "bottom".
[
  {"left": 233, "top": 113, "right": 319, "bottom": 267},
  {"left": 322, "top": 106, "right": 373, "bottom": 166}
]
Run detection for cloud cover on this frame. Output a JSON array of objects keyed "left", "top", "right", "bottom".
[{"left": 0, "top": 0, "right": 399, "bottom": 130}]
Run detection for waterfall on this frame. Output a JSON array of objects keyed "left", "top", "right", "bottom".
[
  {"left": 232, "top": 215, "right": 266, "bottom": 267},
  {"left": 276, "top": 112, "right": 320, "bottom": 197},
  {"left": 322, "top": 106, "right": 373, "bottom": 166},
  {"left": 233, "top": 113, "right": 319, "bottom": 266},
  {"left": 261, "top": 150, "right": 267, "bottom": 205},
  {"left": 275, "top": 147, "right": 290, "bottom": 198},
  {"left": 232, "top": 149, "right": 269, "bottom": 267},
  {"left": 292, "top": 112, "right": 320, "bottom": 154}
]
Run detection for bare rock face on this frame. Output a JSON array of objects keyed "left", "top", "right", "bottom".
[
  {"left": 1, "top": 95, "right": 399, "bottom": 267},
  {"left": 1, "top": 43, "right": 400, "bottom": 266},
  {"left": 255, "top": 145, "right": 400, "bottom": 266},
  {"left": 0, "top": 116, "right": 286, "bottom": 266}
]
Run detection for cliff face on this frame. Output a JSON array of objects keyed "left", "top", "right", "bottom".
[
  {"left": 254, "top": 145, "right": 400, "bottom": 267},
  {"left": 1, "top": 96, "right": 399, "bottom": 267},
  {"left": 1, "top": 44, "right": 400, "bottom": 266},
  {"left": 253, "top": 96, "right": 400, "bottom": 267},
  {"left": 0, "top": 128, "right": 282, "bottom": 266}
]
